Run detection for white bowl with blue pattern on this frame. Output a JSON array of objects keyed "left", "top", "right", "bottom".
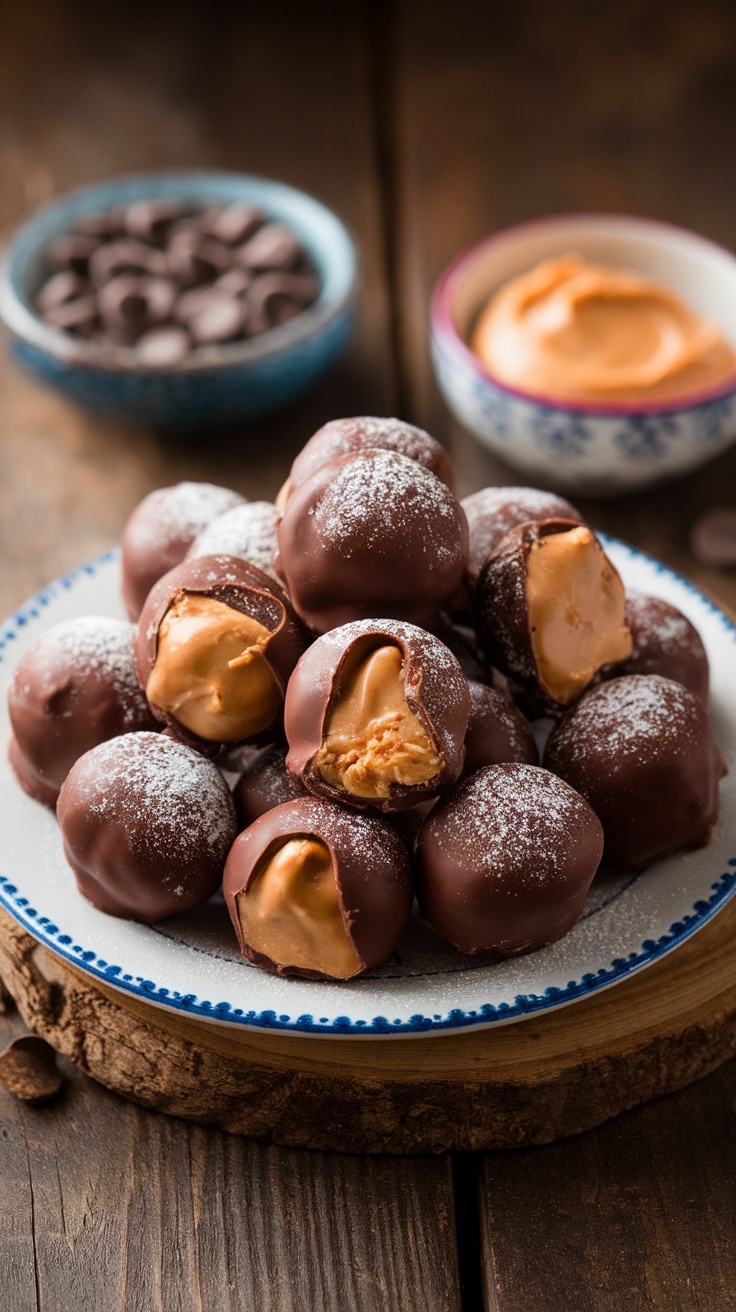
[
  {"left": 0, "top": 171, "right": 358, "bottom": 430},
  {"left": 431, "top": 213, "right": 736, "bottom": 496}
]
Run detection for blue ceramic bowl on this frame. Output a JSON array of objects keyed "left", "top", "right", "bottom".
[
  {"left": 0, "top": 171, "right": 358, "bottom": 429},
  {"left": 431, "top": 213, "right": 736, "bottom": 496}
]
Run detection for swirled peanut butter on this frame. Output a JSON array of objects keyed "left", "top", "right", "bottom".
[{"left": 472, "top": 255, "right": 736, "bottom": 403}]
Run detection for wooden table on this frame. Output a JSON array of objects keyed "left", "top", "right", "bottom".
[{"left": 2, "top": 2, "right": 736, "bottom": 1306}]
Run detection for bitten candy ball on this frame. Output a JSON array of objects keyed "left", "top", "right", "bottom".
[
  {"left": 223, "top": 796, "right": 413, "bottom": 979},
  {"left": 284, "top": 619, "right": 470, "bottom": 812},
  {"left": 7, "top": 616, "right": 157, "bottom": 809},
  {"left": 474, "top": 518, "right": 632, "bottom": 714},
  {"left": 275, "top": 449, "right": 469, "bottom": 633},
  {"left": 543, "top": 674, "right": 726, "bottom": 870},
  {"left": 122, "top": 480, "right": 244, "bottom": 620},
  {"left": 57, "top": 732, "right": 237, "bottom": 922},
  {"left": 135, "top": 554, "right": 307, "bottom": 753},
  {"left": 416, "top": 763, "right": 603, "bottom": 957}
]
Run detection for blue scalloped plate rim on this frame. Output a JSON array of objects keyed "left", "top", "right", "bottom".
[{"left": 0, "top": 541, "right": 734, "bottom": 1037}]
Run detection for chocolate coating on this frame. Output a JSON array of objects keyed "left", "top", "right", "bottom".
[
  {"left": 287, "top": 416, "right": 455, "bottom": 498},
  {"left": 135, "top": 554, "right": 308, "bottom": 754},
  {"left": 461, "top": 486, "right": 584, "bottom": 590},
  {"left": 223, "top": 796, "right": 413, "bottom": 979},
  {"left": 7, "top": 616, "right": 157, "bottom": 809},
  {"left": 463, "top": 680, "right": 538, "bottom": 775},
  {"left": 122, "top": 481, "right": 245, "bottom": 620},
  {"left": 284, "top": 619, "right": 470, "bottom": 812},
  {"left": 57, "top": 732, "right": 237, "bottom": 922},
  {"left": 543, "top": 674, "right": 726, "bottom": 870},
  {"left": 186, "top": 500, "right": 280, "bottom": 584},
  {"left": 613, "top": 593, "right": 709, "bottom": 701},
  {"left": 233, "top": 742, "right": 309, "bottom": 828},
  {"left": 417, "top": 763, "right": 603, "bottom": 957},
  {"left": 275, "top": 450, "right": 469, "bottom": 633}
]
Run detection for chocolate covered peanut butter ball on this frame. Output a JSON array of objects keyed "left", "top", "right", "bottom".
[
  {"left": 284, "top": 619, "right": 470, "bottom": 812},
  {"left": 223, "top": 796, "right": 413, "bottom": 979},
  {"left": 7, "top": 616, "right": 156, "bottom": 809},
  {"left": 417, "top": 763, "right": 603, "bottom": 958},
  {"left": 136, "top": 554, "right": 307, "bottom": 754},
  {"left": 543, "top": 674, "right": 726, "bottom": 870},
  {"left": 122, "top": 480, "right": 244, "bottom": 620},
  {"left": 58, "top": 732, "right": 237, "bottom": 922},
  {"left": 474, "top": 518, "right": 632, "bottom": 715},
  {"left": 233, "top": 742, "right": 309, "bottom": 828},
  {"left": 275, "top": 450, "right": 469, "bottom": 633}
]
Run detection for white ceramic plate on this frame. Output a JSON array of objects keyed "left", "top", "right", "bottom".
[{"left": 0, "top": 543, "right": 734, "bottom": 1038}]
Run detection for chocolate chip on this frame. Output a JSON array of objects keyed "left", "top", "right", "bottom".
[
  {"left": 188, "top": 294, "right": 245, "bottom": 345},
  {"left": 36, "top": 270, "right": 89, "bottom": 313},
  {"left": 135, "top": 325, "right": 191, "bottom": 365},
  {"left": 214, "top": 267, "right": 254, "bottom": 296},
  {"left": 237, "top": 222, "right": 303, "bottom": 272},
  {"left": 167, "top": 232, "right": 230, "bottom": 288},
  {"left": 245, "top": 272, "right": 319, "bottom": 335},
  {"left": 46, "top": 234, "right": 100, "bottom": 277},
  {"left": 211, "top": 203, "right": 265, "bottom": 246},
  {"left": 690, "top": 507, "right": 736, "bottom": 568},
  {"left": 0, "top": 1035, "right": 63, "bottom": 1104},
  {"left": 43, "top": 294, "right": 99, "bottom": 335},
  {"left": 98, "top": 274, "right": 177, "bottom": 338},
  {"left": 74, "top": 209, "right": 127, "bottom": 239},
  {"left": 126, "top": 199, "right": 185, "bottom": 247},
  {"left": 89, "top": 239, "right": 168, "bottom": 287}
]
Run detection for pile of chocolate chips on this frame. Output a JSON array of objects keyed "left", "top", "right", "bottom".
[{"left": 34, "top": 201, "right": 321, "bottom": 366}]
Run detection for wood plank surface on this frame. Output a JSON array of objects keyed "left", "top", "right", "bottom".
[
  {"left": 0, "top": 1003, "right": 461, "bottom": 1312},
  {"left": 479, "top": 1059, "right": 736, "bottom": 1311}
]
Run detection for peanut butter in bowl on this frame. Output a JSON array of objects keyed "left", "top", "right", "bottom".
[{"left": 471, "top": 254, "right": 736, "bottom": 405}]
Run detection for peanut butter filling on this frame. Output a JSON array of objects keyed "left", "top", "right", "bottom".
[
  {"left": 472, "top": 255, "right": 736, "bottom": 403},
  {"left": 314, "top": 641, "right": 442, "bottom": 799},
  {"left": 239, "top": 837, "right": 362, "bottom": 978},
  {"left": 527, "top": 527, "right": 632, "bottom": 704},
  {"left": 146, "top": 592, "right": 282, "bottom": 741}
]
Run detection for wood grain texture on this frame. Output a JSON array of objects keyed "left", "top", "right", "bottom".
[
  {"left": 0, "top": 1006, "right": 461, "bottom": 1312},
  {"left": 479, "top": 1058, "right": 736, "bottom": 1311},
  {"left": 4, "top": 891, "right": 736, "bottom": 1156}
]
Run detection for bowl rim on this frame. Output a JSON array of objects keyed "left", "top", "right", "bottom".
[
  {"left": 0, "top": 168, "right": 358, "bottom": 373},
  {"left": 430, "top": 211, "right": 736, "bottom": 417}
]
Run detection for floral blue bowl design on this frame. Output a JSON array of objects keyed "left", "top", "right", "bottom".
[
  {"left": 431, "top": 214, "right": 736, "bottom": 496},
  {"left": 0, "top": 171, "right": 358, "bottom": 429}
]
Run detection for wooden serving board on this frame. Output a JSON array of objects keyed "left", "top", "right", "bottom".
[{"left": 2, "top": 899, "right": 736, "bottom": 1155}]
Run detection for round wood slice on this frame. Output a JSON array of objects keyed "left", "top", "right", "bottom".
[{"left": 2, "top": 901, "right": 736, "bottom": 1154}]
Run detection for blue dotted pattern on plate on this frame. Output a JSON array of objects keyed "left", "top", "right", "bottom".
[{"left": 1, "top": 545, "right": 735, "bottom": 1035}]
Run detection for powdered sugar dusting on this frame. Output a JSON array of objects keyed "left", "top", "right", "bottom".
[
  {"left": 128, "top": 482, "right": 244, "bottom": 552},
  {"left": 188, "top": 502, "right": 279, "bottom": 580},
  {"left": 430, "top": 763, "right": 595, "bottom": 882},
  {"left": 74, "top": 732, "right": 235, "bottom": 864},
  {"left": 312, "top": 451, "right": 459, "bottom": 562},
  {"left": 549, "top": 674, "right": 698, "bottom": 766},
  {"left": 21, "top": 616, "right": 147, "bottom": 726}
]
